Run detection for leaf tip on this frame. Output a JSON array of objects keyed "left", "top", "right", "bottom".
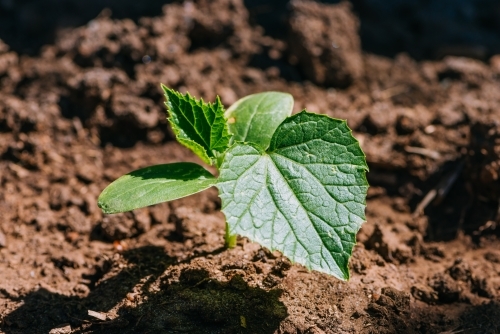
[
  {"left": 97, "top": 197, "right": 113, "bottom": 215},
  {"left": 161, "top": 84, "right": 176, "bottom": 100}
]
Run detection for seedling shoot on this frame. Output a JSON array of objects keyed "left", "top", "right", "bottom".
[{"left": 98, "top": 86, "right": 368, "bottom": 280}]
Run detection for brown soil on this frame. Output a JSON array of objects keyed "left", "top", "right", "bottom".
[{"left": 1, "top": 0, "right": 500, "bottom": 333}]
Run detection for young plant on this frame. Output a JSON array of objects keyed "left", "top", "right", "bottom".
[{"left": 98, "top": 86, "right": 368, "bottom": 280}]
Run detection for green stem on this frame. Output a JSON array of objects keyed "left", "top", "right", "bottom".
[
  {"left": 214, "top": 150, "right": 226, "bottom": 170},
  {"left": 224, "top": 222, "right": 237, "bottom": 248}
]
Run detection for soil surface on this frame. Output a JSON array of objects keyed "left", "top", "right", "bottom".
[{"left": 1, "top": 0, "right": 500, "bottom": 333}]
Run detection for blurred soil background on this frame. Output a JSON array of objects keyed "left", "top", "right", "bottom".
[{"left": 1, "top": 0, "right": 500, "bottom": 333}]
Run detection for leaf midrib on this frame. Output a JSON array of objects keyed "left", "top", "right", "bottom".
[
  {"left": 266, "top": 154, "right": 341, "bottom": 275},
  {"left": 103, "top": 176, "right": 214, "bottom": 203},
  {"left": 170, "top": 96, "right": 211, "bottom": 150}
]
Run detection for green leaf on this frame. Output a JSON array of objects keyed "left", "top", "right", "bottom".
[
  {"left": 225, "top": 92, "right": 293, "bottom": 149},
  {"left": 217, "top": 111, "right": 368, "bottom": 280},
  {"left": 98, "top": 163, "right": 215, "bottom": 214},
  {"left": 163, "top": 85, "right": 232, "bottom": 165}
]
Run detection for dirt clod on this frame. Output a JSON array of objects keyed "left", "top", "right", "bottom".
[{"left": 288, "top": 0, "right": 363, "bottom": 87}]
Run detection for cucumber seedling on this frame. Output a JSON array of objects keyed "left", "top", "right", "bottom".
[{"left": 98, "top": 86, "right": 368, "bottom": 280}]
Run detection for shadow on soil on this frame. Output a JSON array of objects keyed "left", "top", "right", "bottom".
[
  {"left": 1, "top": 246, "right": 286, "bottom": 334},
  {"left": 413, "top": 122, "right": 500, "bottom": 243},
  {"left": 458, "top": 302, "right": 500, "bottom": 334},
  {"left": 0, "top": 0, "right": 172, "bottom": 55},
  {"left": 369, "top": 156, "right": 498, "bottom": 244},
  {"left": 2, "top": 0, "right": 500, "bottom": 59}
]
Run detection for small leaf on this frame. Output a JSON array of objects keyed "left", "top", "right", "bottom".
[
  {"left": 225, "top": 92, "right": 293, "bottom": 149},
  {"left": 217, "top": 111, "right": 368, "bottom": 280},
  {"left": 163, "top": 85, "right": 232, "bottom": 165},
  {"left": 98, "top": 163, "right": 215, "bottom": 214}
]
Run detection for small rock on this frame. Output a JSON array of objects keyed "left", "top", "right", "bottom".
[
  {"left": 126, "top": 292, "right": 137, "bottom": 301},
  {"left": 65, "top": 231, "right": 80, "bottom": 243}
]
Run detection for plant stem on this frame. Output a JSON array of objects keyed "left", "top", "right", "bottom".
[{"left": 224, "top": 222, "right": 237, "bottom": 248}]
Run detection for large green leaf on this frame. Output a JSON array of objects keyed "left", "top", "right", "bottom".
[
  {"left": 225, "top": 92, "right": 293, "bottom": 149},
  {"left": 98, "top": 163, "right": 215, "bottom": 214},
  {"left": 163, "top": 85, "right": 232, "bottom": 165},
  {"left": 217, "top": 111, "right": 368, "bottom": 280}
]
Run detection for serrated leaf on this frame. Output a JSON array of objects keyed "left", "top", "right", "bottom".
[
  {"left": 225, "top": 92, "right": 293, "bottom": 149},
  {"left": 98, "top": 163, "right": 215, "bottom": 214},
  {"left": 163, "top": 85, "right": 232, "bottom": 165},
  {"left": 217, "top": 111, "right": 368, "bottom": 280}
]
